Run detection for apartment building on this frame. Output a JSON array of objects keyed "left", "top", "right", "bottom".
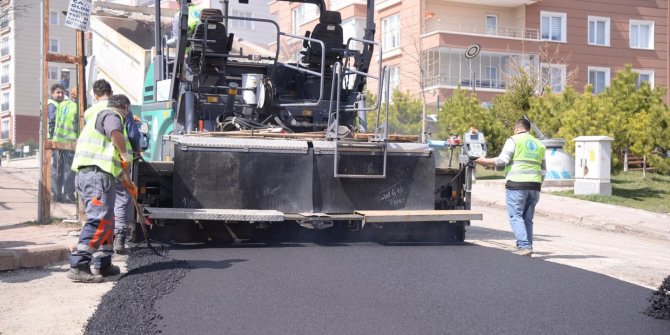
[
  {"left": 0, "top": 0, "right": 77, "bottom": 147},
  {"left": 270, "top": 0, "right": 668, "bottom": 108}
]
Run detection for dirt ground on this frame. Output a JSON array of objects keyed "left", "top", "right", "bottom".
[{"left": 0, "top": 205, "right": 668, "bottom": 334}]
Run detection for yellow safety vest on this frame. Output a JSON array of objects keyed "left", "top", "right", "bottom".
[
  {"left": 505, "top": 132, "right": 546, "bottom": 183},
  {"left": 84, "top": 100, "right": 108, "bottom": 125},
  {"left": 52, "top": 99, "right": 79, "bottom": 144},
  {"left": 72, "top": 108, "right": 129, "bottom": 178}
]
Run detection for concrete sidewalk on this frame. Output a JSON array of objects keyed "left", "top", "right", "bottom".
[
  {"left": 472, "top": 179, "right": 670, "bottom": 241},
  {"left": 0, "top": 157, "right": 79, "bottom": 271},
  {"left": 1, "top": 156, "right": 668, "bottom": 272}
]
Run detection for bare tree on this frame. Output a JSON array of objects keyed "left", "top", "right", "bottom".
[
  {"left": 398, "top": 11, "right": 430, "bottom": 142},
  {"left": 0, "top": 0, "right": 32, "bottom": 24}
]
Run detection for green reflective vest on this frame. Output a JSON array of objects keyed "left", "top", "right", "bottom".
[
  {"left": 72, "top": 108, "right": 129, "bottom": 178},
  {"left": 84, "top": 101, "right": 133, "bottom": 154},
  {"left": 187, "top": 4, "right": 202, "bottom": 36},
  {"left": 505, "top": 132, "right": 546, "bottom": 183},
  {"left": 52, "top": 99, "right": 79, "bottom": 144},
  {"left": 84, "top": 100, "right": 108, "bottom": 125}
]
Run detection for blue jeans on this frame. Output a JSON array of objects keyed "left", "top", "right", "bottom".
[{"left": 505, "top": 189, "right": 541, "bottom": 249}]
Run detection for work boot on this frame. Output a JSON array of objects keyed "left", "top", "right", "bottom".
[
  {"left": 513, "top": 248, "right": 533, "bottom": 257},
  {"left": 113, "top": 234, "right": 126, "bottom": 254},
  {"left": 67, "top": 267, "right": 104, "bottom": 283},
  {"left": 91, "top": 264, "right": 121, "bottom": 277}
]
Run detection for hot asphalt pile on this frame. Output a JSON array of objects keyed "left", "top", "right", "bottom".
[
  {"left": 85, "top": 249, "right": 191, "bottom": 334},
  {"left": 646, "top": 275, "right": 670, "bottom": 320}
]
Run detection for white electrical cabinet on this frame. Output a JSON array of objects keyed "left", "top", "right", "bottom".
[{"left": 573, "top": 136, "right": 613, "bottom": 196}]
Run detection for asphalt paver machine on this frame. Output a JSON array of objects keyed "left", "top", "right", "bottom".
[{"left": 133, "top": 0, "right": 482, "bottom": 243}]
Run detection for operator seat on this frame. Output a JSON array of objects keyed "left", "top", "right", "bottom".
[
  {"left": 189, "top": 8, "right": 234, "bottom": 69},
  {"left": 301, "top": 10, "right": 344, "bottom": 68}
]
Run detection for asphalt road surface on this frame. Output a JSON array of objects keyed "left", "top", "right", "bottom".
[{"left": 88, "top": 241, "right": 669, "bottom": 334}]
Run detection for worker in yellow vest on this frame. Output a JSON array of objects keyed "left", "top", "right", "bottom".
[
  {"left": 84, "top": 79, "right": 141, "bottom": 255},
  {"left": 474, "top": 118, "right": 546, "bottom": 257},
  {"left": 171, "top": 0, "right": 202, "bottom": 40},
  {"left": 67, "top": 94, "right": 136, "bottom": 283},
  {"left": 51, "top": 87, "right": 79, "bottom": 203},
  {"left": 47, "top": 84, "right": 65, "bottom": 140}
]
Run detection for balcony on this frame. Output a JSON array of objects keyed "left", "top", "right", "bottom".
[
  {"left": 423, "top": 19, "right": 540, "bottom": 40},
  {"left": 422, "top": 47, "right": 539, "bottom": 91}
]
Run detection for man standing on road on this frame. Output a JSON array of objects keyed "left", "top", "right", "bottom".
[
  {"left": 51, "top": 86, "right": 78, "bottom": 203},
  {"left": 84, "top": 79, "right": 141, "bottom": 254},
  {"left": 474, "top": 118, "right": 546, "bottom": 256},
  {"left": 67, "top": 94, "right": 136, "bottom": 283}
]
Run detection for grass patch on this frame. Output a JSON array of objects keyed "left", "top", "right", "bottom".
[{"left": 551, "top": 171, "right": 670, "bottom": 213}]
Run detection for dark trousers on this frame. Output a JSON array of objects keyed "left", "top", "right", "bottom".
[{"left": 51, "top": 149, "right": 75, "bottom": 200}]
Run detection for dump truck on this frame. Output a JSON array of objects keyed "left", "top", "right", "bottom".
[{"left": 132, "top": 0, "right": 483, "bottom": 243}]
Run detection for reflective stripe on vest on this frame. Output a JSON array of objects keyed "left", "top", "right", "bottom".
[
  {"left": 84, "top": 101, "right": 109, "bottom": 125},
  {"left": 52, "top": 100, "right": 79, "bottom": 144},
  {"left": 505, "top": 133, "right": 546, "bottom": 183},
  {"left": 72, "top": 108, "right": 128, "bottom": 178}
]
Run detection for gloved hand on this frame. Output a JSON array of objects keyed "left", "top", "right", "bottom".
[
  {"left": 120, "top": 174, "right": 138, "bottom": 199},
  {"left": 120, "top": 152, "right": 132, "bottom": 170}
]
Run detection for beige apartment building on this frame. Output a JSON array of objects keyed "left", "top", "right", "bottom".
[
  {"left": 0, "top": 0, "right": 77, "bottom": 148},
  {"left": 270, "top": 0, "right": 668, "bottom": 109}
]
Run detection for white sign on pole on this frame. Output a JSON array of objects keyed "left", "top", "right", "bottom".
[{"left": 64, "top": 0, "right": 93, "bottom": 31}]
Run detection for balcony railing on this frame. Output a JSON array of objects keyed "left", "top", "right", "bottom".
[
  {"left": 423, "top": 19, "right": 540, "bottom": 40},
  {"left": 424, "top": 75, "right": 507, "bottom": 90}
]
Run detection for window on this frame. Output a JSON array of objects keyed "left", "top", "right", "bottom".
[
  {"left": 541, "top": 64, "right": 566, "bottom": 92},
  {"left": 382, "top": 66, "right": 400, "bottom": 99},
  {"left": 588, "top": 16, "right": 610, "bottom": 46},
  {"left": 588, "top": 66, "right": 610, "bottom": 94},
  {"left": 1, "top": 90, "right": 9, "bottom": 112},
  {"left": 341, "top": 17, "right": 365, "bottom": 50},
  {"left": 630, "top": 20, "right": 654, "bottom": 49},
  {"left": 540, "top": 11, "right": 566, "bottom": 42},
  {"left": 633, "top": 69, "right": 654, "bottom": 88},
  {"left": 1, "top": 64, "right": 9, "bottom": 84},
  {"left": 382, "top": 14, "right": 400, "bottom": 51},
  {"left": 49, "top": 11, "right": 59, "bottom": 25},
  {"left": 0, "top": 13, "right": 8, "bottom": 29},
  {"left": 49, "top": 39, "right": 60, "bottom": 53},
  {"left": 291, "top": 6, "right": 304, "bottom": 34},
  {"left": 231, "top": 10, "right": 253, "bottom": 30},
  {"left": 303, "top": 4, "right": 319, "bottom": 23},
  {"left": 486, "top": 15, "right": 497, "bottom": 35},
  {"left": 1, "top": 119, "right": 9, "bottom": 139},
  {"left": 48, "top": 66, "right": 59, "bottom": 80},
  {"left": 0, "top": 36, "right": 8, "bottom": 57}
]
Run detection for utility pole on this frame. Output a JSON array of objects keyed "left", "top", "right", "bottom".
[{"left": 39, "top": 0, "right": 88, "bottom": 224}]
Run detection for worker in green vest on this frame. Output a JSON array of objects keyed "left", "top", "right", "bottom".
[
  {"left": 51, "top": 87, "right": 79, "bottom": 203},
  {"left": 474, "top": 118, "right": 546, "bottom": 257},
  {"left": 67, "top": 94, "right": 136, "bottom": 283},
  {"left": 84, "top": 79, "right": 141, "bottom": 255},
  {"left": 171, "top": 0, "right": 202, "bottom": 40},
  {"left": 47, "top": 84, "right": 65, "bottom": 140}
]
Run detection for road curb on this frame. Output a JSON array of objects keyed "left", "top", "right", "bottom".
[{"left": 0, "top": 245, "right": 71, "bottom": 271}]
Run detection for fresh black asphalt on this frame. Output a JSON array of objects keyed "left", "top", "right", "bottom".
[{"left": 87, "top": 242, "right": 670, "bottom": 334}]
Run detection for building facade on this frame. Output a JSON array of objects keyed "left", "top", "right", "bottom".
[
  {"left": 0, "top": 0, "right": 77, "bottom": 148},
  {"left": 269, "top": 0, "right": 668, "bottom": 109}
]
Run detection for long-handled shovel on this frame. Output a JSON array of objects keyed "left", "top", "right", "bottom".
[{"left": 119, "top": 170, "right": 168, "bottom": 255}]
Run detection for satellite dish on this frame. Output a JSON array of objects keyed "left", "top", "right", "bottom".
[{"left": 464, "top": 44, "right": 481, "bottom": 59}]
